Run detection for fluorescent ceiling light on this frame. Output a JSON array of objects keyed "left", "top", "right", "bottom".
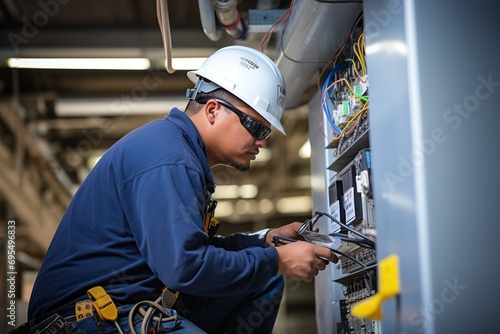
[
  {"left": 7, "top": 58, "right": 151, "bottom": 70},
  {"left": 235, "top": 199, "right": 259, "bottom": 215},
  {"left": 213, "top": 184, "right": 259, "bottom": 200},
  {"left": 213, "top": 185, "right": 239, "bottom": 199},
  {"left": 170, "top": 57, "right": 206, "bottom": 70},
  {"left": 239, "top": 184, "right": 258, "bottom": 199},
  {"left": 212, "top": 201, "right": 234, "bottom": 217},
  {"left": 55, "top": 97, "right": 187, "bottom": 116},
  {"left": 211, "top": 199, "right": 275, "bottom": 217},
  {"left": 259, "top": 199, "right": 274, "bottom": 214},
  {"left": 276, "top": 196, "right": 312, "bottom": 214}
]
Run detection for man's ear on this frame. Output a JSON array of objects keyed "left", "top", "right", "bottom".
[{"left": 204, "top": 99, "right": 219, "bottom": 125}]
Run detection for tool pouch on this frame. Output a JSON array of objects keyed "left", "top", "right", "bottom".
[{"left": 204, "top": 199, "right": 220, "bottom": 239}]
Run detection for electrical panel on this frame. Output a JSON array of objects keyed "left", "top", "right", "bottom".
[
  {"left": 329, "top": 148, "right": 378, "bottom": 333},
  {"left": 310, "top": 16, "right": 380, "bottom": 333},
  {"left": 311, "top": 2, "right": 499, "bottom": 333}
]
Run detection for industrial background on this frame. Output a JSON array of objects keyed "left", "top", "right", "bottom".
[
  {"left": 2, "top": 0, "right": 500, "bottom": 333},
  {"left": 1, "top": 1, "right": 347, "bottom": 332}
]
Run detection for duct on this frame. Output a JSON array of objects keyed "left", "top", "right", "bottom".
[
  {"left": 213, "top": 0, "right": 247, "bottom": 40},
  {"left": 198, "top": 0, "right": 222, "bottom": 41},
  {"left": 275, "top": 0, "right": 363, "bottom": 109}
]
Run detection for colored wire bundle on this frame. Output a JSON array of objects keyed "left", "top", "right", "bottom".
[{"left": 317, "top": 14, "right": 369, "bottom": 141}]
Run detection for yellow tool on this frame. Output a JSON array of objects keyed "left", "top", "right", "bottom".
[
  {"left": 204, "top": 199, "right": 220, "bottom": 236},
  {"left": 87, "top": 286, "right": 125, "bottom": 334}
]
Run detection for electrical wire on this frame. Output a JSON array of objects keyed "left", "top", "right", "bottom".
[
  {"left": 331, "top": 248, "right": 367, "bottom": 269},
  {"left": 344, "top": 109, "right": 365, "bottom": 136},
  {"left": 345, "top": 58, "right": 364, "bottom": 83},
  {"left": 321, "top": 77, "right": 356, "bottom": 110},
  {"left": 260, "top": 0, "right": 297, "bottom": 52},
  {"left": 317, "top": 14, "right": 367, "bottom": 139},
  {"left": 316, "top": 13, "right": 364, "bottom": 92},
  {"left": 318, "top": 63, "right": 339, "bottom": 137},
  {"left": 128, "top": 296, "right": 180, "bottom": 334},
  {"left": 320, "top": 63, "right": 349, "bottom": 134},
  {"left": 320, "top": 76, "right": 364, "bottom": 141},
  {"left": 353, "top": 31, "right": 367, "bottom": 77},
  {"left": 298, "top": 213, "right": 375, "bottom": 250},
  {"left": 274, "top": 234, "right": 367, "bottom": 268},
  {"left": 156, "top": 0, "right": 175, "bottom": 73},
  {"left": 331, "top": 106, "right": 369, "bottom": 142},
  {"left": 314, "top": 211, "right": 376, "bottom": 248},
  {"left": 329, "top": 233, "right": 375, "bottom": 249}
]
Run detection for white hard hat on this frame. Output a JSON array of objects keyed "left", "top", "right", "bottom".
[{"left": 186, "top": 45, "right": 287, "bottom": 135}]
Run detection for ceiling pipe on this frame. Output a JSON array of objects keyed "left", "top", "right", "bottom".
[
  {"left": 213, "top": 0, "right": 247, "bottom": 40},
  {"left": 198, "top": 0, "right": 222, "bottom": 41},
  {"left": 274, "top": 0, "right": 362, "bottom": 109}
]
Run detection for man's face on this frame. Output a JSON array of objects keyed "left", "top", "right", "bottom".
[{"left": 211, "top": 100, "right": 270, "bottom": 172}]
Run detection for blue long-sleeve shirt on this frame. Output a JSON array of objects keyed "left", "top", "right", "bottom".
[{"left": 28, "top": 108, "right": 279, "bottom": 319}]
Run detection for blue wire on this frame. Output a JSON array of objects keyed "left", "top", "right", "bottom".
[
  {"left": 321, "top": 62, "right": 350, "bottom": 134},
  {"left": 322, "top": 72, "right": 340, "bottom": 134}
]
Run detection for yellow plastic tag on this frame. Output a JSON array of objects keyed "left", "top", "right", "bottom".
[
  {"left": 351, "top": 254, "right": 400, "bottom": 321},
  {"left": 87, "top": 286, "right": 118, "bottom": 321}
]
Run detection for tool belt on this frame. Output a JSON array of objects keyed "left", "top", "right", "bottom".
[
  {"left": 12, "top": 286, "right": 184, "bottom": 334},
  {"left": 10, "top": 313, "right": 76, "bottom": 334}
]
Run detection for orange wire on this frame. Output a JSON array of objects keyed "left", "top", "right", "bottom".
[
  {"left": 316, "top": 44, "right": 346, "bottom": 92},
  {"left": 344, "top": 112, "right": 362, "bottom": 135},
  {"left": 260, "top": 0, "right": 296, "bottom": 52},
  {"left": 317, "top": 14, "right": 364, "bottom": 92}
]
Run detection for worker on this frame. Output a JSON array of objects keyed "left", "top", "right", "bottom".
[{"left": 24, "top": 45, "right": 337, "bottom": 334}]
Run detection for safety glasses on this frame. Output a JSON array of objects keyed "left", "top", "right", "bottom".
[{"left": 196, "top": 97, "right": 272, "bottom": 140}]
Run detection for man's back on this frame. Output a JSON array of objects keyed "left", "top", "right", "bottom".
[{"left": 28, "top": 111, "right": 211, "bottom": 319}]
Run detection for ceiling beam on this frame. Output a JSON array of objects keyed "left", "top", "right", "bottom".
[{"left": 0, "top": 28, "right": 230, "bottom": 59}]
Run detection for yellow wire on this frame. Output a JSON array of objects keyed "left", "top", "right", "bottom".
[
  {"left": 353, "top": 31, "right": 366, "bottom": 76},
  {"left": 359, "top": 31, "right": 367, "bottom": 75},
  {"left": 362, "top": 36, "right": 366, "bottom": 71},
  {"left": 326, "top": 29, "right": 369, "bottom": 143},
  {"left": 332, "top": 106, "right": 369, "bottom": 141},
  {"left": 345, "top": 59, "right": 363, "bottom": 85},
  {"left": 341, "top": 78, "right": 355, "bottom": 96}
]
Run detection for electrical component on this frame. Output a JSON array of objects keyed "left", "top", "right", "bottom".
[
  {"left": 340, "top": 164, "right": 363, "bottom": 225},
  {"left": 323, "top": 25, "right": 370, "bottom": 172},
  {"left": 328, "top": 179, "right": 345, "bottom": 233},
  {"left": 355, "top": 148, "right": 372, "bottom": 197},
  {"left": 331, "top": 148, "right": 379, "bottom": 330},
  {"left": 335, "top": 268, "right": 379, "bottom": 334}
]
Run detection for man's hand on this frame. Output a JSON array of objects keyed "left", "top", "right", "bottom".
[
  {"left": 265, "top": 222, "right": 303, "bottom": 247},
  {"left": 265, "top": 221, "right": 321, "bottom": 247},
  {"left": 275, "top": 241, "right": 338, "bottom": 282}
]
